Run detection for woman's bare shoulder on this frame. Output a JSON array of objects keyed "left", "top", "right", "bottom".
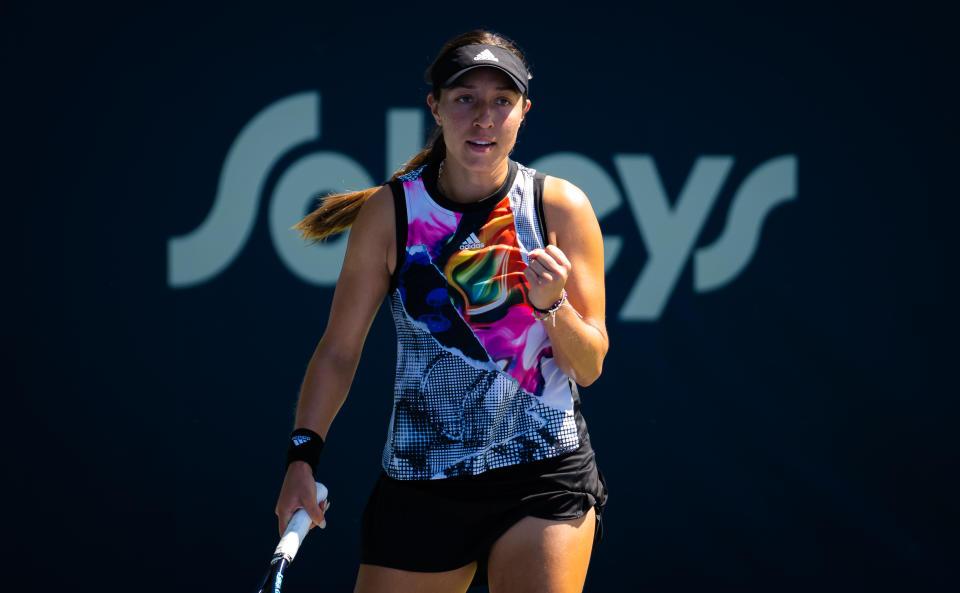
[
  {"left": 354, "top": 184, "right": 395, "bottom": 226},
  {"left": 541, "top": 174, "right": 597, "bottom": 221},
  {"left": 341, "top": 184, "right": 395, "bottom": 252},
  {"left": 343, "top": 183, "right": 398, "bottom": 277}
]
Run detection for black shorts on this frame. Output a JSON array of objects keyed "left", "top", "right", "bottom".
[{"left": 359, "top": 444, "right": 608, "bottom": 584}]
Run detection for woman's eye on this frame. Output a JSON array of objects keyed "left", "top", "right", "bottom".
[
  {"left": 497, "top": 97, "right": 513, "bottom": 106},
  {"left": 455, "top": 95, "right": 472, "bottom": 103}
]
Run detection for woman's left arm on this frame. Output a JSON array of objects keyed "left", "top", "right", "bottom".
[{"left": 524, "top": 175, "right": 609, "bottom": 386}]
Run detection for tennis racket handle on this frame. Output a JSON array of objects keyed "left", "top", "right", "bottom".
[{"left": 273, "top": 482, "right": 328, "bottom": 563}]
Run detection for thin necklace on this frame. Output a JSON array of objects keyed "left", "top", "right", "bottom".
[
  {"left": 437, "top": 159, "right": 447, "bottom": 196},
  {"left": 438, "top": 159, "right": 511, "bottom": 202}
]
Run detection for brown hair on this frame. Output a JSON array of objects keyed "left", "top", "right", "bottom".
[{"left": 292, "top": 30, "right": 530, "bottom": 244}]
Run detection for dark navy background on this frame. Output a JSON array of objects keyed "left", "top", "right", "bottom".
[{"left": 6, "top": 2, "right": 956, "bottom": 591}]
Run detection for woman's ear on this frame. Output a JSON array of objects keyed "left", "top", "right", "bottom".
[
  {"left": 427, "top": 92, "right": 441, "bottom": 125},
  {"left": 523, "top": 98, "right": 532, "bottom": 118}
]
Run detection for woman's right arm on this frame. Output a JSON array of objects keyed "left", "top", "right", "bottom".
[{"left": 274, "top": 184, "right": 396, "bottom": 534}]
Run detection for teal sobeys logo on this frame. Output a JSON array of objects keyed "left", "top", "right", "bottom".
[{"left": 167, "top": 91, "right": 797, "bottom": 322}]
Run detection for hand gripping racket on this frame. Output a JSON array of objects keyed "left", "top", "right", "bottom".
[{"left": 255, "top": 482, "right": 329, "bottom": 593}]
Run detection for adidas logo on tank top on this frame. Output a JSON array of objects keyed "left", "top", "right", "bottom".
[{"left": 459, "top": 232, "right": 485, "bottom": 250}]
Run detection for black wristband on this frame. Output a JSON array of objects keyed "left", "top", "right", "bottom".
[{"left": 285, "top": 428, "right": 325, "bottom": 478}]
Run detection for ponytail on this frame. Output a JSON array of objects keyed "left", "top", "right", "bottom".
[{"left": 292, "top": 129, "right": 444, "bottom": 245}]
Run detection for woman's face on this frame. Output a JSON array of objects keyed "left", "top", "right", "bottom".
[{"left": 428, "top": 67, "right": 531, "bottom": 174}]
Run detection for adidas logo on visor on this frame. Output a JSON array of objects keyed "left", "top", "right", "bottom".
[
  {"left": 473, "top": 49, "right": 499, "bottom": 62},
  {"left": 459, "top": 232, "right": 485, "bottom": 250},
  {"left": 292, "top": 435, "right": 311, "bottom": 446}
]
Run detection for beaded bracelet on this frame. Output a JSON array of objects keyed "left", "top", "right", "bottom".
[{"left": 531, "top": 290, "right": 567, "bottom": 326}]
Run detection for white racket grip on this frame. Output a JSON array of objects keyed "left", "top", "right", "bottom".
[{"left": 274, "top": 482, "right": 328, "bottom": 562}]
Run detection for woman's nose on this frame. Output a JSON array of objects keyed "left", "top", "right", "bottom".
[{"left": 473, "top": 102, "right": 494, "bottom": 127}]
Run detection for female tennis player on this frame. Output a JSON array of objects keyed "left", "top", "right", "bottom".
[{"left": 275, "top": 30, "right": 609, "bottom": 593}]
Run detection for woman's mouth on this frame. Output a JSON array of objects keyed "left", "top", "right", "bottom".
[{"left": 467, "top": 140, "right": 495, "bottom": 152}]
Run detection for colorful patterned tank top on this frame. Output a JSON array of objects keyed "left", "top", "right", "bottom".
[{"left": 381, "top": 160, "right": 584, "bottom": 480}]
